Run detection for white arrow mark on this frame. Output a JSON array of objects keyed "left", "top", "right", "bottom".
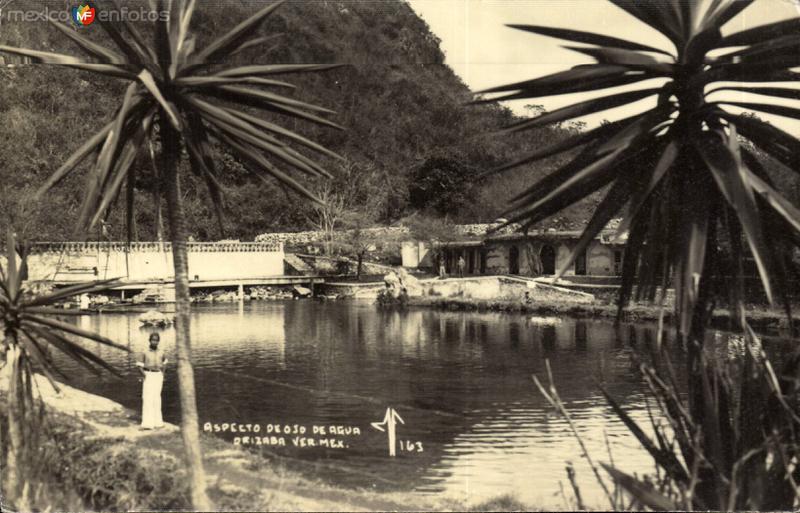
[{"left": 371, "top": 407, "right": 405, "bottom": 457}]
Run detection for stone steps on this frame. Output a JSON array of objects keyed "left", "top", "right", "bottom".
[{"left": 284, "top": 253, "right": 314, "bottom": 273}]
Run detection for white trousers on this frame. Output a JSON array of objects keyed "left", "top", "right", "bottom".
[{"left": 141, "top": 371, "right": 164, "bottom": 428}]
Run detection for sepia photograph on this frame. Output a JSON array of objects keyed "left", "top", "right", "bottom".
[{"left": 1, "top": 0, "right": 800, "bottom": 511}]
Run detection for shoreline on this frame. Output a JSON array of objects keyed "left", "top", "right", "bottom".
[
  {"left": 76, "top": 289, "right": 797, "bottom": 335},
  {"left": 10, "top": 292, "right": 790, "bottom": 510},
  {"left": 407, "top": 296, "right": 797, "bottom": 334},
  {"left": 0, "top": 374, "right": 528, "bottom": 512}
]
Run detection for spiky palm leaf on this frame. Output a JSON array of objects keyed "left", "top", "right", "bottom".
[
  {"left": 1, "top": 3, "right": 343, "bottom": 508},
  {"left": 0, "top": 0, "right": 343, "bottom": 237},
  {"left": 1, "top": 231, "right": 128, "bottom": 390},
  {"left": 485, "top": 1, "right": 800, "bottom": 509},
  {"left": 0, "top": 230, "right": 127, "bottom": 507},
  {"left": 482, "top": 1, "right": 800, "bottom": 333}
]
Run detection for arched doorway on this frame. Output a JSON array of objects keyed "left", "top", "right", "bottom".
[
  {"left": 540, "top": 245, "right": 556, "bottom": 275},
  {"left": 467, "top": 249, "right": 475, "bottom": 274},
  {"left": 575, "top": 249, "right": 587, "bottom": 276},
  {"left": 509, "top": 246, "right": 520, "bottom": 275}
]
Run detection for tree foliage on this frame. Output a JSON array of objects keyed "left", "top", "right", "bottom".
[
  {"left": 486, "top": 1, "right": 800, "bottom": 510},
  {"left": 1, "top": 1, "right": 343, "bottom": 509},
  {"left": 0, "top": 232, "right": 127, "bottom": 509},
  {"left": 0, "top": 0, "right": 577, "bottom": 240},
  {"left": 409, "top": 154, "right": 479, "bottom": 218}
]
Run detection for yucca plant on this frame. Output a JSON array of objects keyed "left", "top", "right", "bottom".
[
  {"left": 0, "top": 0, "right": 342, "bottom": 508},
  {"left": 0, "top": 231, "right": 128, "bottom": 509},
  {"left": 480, "top": 1, "right": 800, "bottom": 509}
]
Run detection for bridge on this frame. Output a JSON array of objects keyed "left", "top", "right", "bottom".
[{"left": 25, "top": 241, "right": 325, "bottom": 294}]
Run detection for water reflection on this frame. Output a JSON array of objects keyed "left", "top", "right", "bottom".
[{"left": 55, "top": 301, "right": 682, "bottom": 507}]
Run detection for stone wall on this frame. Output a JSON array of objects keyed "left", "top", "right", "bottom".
[
  {"left": 26, "top": 242, "right": 285, "bottom": 283},
  {"left": 329, "top": 275, "right": 594, "bottom": 303},
  {"left": 255, "top": 227, "right": 412, "bottom": 246},
  {"left": 254, "top": 223, "right": 518, "bottom": 248},
  {"left": 295, "top": 254, "right": 393, "bottom": 276}
]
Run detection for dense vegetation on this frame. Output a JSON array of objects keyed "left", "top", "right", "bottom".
[
  {"left": 0, "top": 0, "right": 590, "bottom": 242},
  {"left": 3, "top": 1, "right": 797, "bottom": 243}
]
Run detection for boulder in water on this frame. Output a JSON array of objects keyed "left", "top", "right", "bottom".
[
  {"left": 378, "top": 268, "right": 423, "bottom": 305},
  {"left": 383, "top": 271, "right": 401, "bottom": 299},
  {"left": 396, "top": 268, "right": 423, "bottom": 297}
]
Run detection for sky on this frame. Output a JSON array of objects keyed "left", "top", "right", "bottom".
[{"left": 407, "top": 0, "right": 800, "bottom": 134}]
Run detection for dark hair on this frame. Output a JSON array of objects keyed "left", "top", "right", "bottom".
[{"left": 149, "top": 333, "right": 160, "bottom": 342}]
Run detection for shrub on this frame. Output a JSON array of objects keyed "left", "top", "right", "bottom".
[{"left": 31, "top": 415, "right": 190, "bottom": 511}]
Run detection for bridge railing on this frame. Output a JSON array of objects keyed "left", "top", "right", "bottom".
[{"left": 28, "top": 241, "right": 284, "bottom": 254}]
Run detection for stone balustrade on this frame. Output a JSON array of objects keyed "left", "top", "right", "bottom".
[
  {"left": 29, "top": 241, "right": 283, "bottom": 254},
  {"left": 24, "top": 241, "right": 285, "bottom": 283}
]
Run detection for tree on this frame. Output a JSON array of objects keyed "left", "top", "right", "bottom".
[
  {"left": 483, "top": 2, "right": 800, "bottom": 509},
  {"left": 0, "top": 1, "right": 342, "bottom": 508},
  {"left": 308, "top": 176, "right": 347, "bottom": 255},
  {"left": 308, "top": 158, "right": 384, "bottom": 256},
  {"left": 334, "top": 208, "right": 380, "bottom": 280},
  {"left": 409, "top": 154, "right": 479, "bottom": 218},
  {"left": 0, "top": 232, "right": 128, "bottom": 509}
]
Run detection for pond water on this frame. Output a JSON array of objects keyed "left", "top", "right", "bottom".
[{"left": 58, "top": 301, "right": 677, "bottom": 508}]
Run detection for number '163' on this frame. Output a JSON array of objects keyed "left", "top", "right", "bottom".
[{"left": 399, "top": 440, "right": 424, "bottom": 452}]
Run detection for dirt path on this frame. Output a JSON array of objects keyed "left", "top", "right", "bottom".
[{"left": 3, "top": 373, "right": 446, "bottom": 511}]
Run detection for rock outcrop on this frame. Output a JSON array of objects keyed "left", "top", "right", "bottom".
[{"left": 377, "top": 268, "right": 425, "bottom": 304}]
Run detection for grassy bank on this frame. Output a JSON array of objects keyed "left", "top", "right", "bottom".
[
  {"left": 408, "top": 296, "right": 797, "bottom": 333},
  {"left": 0, "top": 377, "right": 533, "bottom": 512}
]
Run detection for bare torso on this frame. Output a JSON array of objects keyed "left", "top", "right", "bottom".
[{"left": 140, "top": 349, "right": 166, "bottom": 371}]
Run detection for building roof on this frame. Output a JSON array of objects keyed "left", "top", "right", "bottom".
[
  {"left": 430, "top": 219, "right": 627, "bottom": 247},
  {"left": 436, "top": 240, "right": 486, "bottom": 248},
  {"left": 491, "top": 229, "right": 626, "bottom": 245}
]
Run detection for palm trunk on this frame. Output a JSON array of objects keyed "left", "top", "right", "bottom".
[
  {"left": 148, "top": 139, "right": 166, "bottom": 249},
  {"left": 161, "top": 120, "right": 212, "bottom": 511},
  {"left": 5, "top": 344, "right": 22, "bottom": 506}
]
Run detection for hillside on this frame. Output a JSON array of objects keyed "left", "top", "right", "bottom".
[{"left": 0, "top": 0, "right": 596, "bottom": 242}]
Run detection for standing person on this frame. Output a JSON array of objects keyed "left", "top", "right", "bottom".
[
  {"left": 137, "top": 332, "right": 167, "bottom": 429},
  {"left": 438, "top": 255, "right": 446, "bottom": 279},
  {"left": 457, "top": 255, "right": 466, "bottom": 278}
]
